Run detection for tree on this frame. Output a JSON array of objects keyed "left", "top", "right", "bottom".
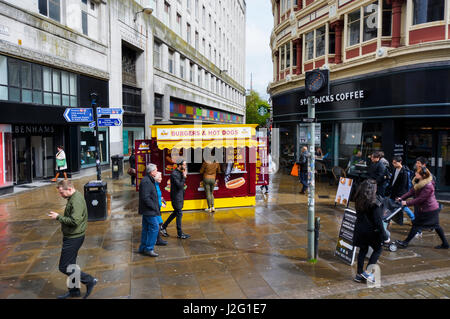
[{"left": 245, "top": 90, "right": 270, "bottom": 126}]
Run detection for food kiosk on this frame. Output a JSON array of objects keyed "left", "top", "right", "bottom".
[{"left": 135, "top": 124, "right": 259, "bottom": 212}]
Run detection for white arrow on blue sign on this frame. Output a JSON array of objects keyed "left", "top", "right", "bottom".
[
  {"left": 63, "top": 108, "right": 93, "bottom": 122},
  {"left": 97, "top": 107, "right": 123, "bottom": 115},
  {"left": 89, "top": 121, "right": 96, "bottom": 129},
  {"left": 98, "top": 118, "right": 122, "bottom": 127}
]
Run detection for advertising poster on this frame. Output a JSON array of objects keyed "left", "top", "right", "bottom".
[
  {"left": 335, "top": 177, "right": 353, "bottom": 206},
  {"left": 256, "top": 131, "right": 269, "bottom": 186},
  {"left": 135, "top": 139, "right": 152, "bottom": 191}
]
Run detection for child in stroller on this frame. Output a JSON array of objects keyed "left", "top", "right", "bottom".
[{"left": 379, "top": 197, "right": 415, "bottom": 252}]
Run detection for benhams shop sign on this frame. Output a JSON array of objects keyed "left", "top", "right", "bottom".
[
  {"left": 300, "top": 90, "right": 365, "bottom": 106},
  {"left": 157, "top": 127, "right": 252, "bottom": 140}
]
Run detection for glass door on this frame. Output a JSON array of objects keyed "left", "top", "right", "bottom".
[
  {"left": 405, "top": 132, "right": 434, "bottom": 171},
  {"left": 437, "top": 131, "right": 450, "bottom": 191},
  {"left": 15, "top": 137, "right": 31, "bottom": 184},
  {"left": 43, "top": 137, "right": 54, "bottom": 178}
]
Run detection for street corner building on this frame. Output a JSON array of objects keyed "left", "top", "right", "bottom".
[
  {"left": 0, "top": 0, "right": 247, "bottom": 195},
  {"left": 268, "top": 0, "right": 450, "bottom": 196}
]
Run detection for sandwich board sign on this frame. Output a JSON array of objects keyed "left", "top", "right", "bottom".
[
  {"left": 335, "top": 177, "right": 353, "bottom": 207},
  {"left": 335, "top": 208, "right": 357, "bottom": 265}
]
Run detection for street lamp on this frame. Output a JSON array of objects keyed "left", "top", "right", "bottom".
[
  {"left": 90, "top": 92, "right": 101, "bottom": 181},
  {"left": 134, "top": 5, "right": 153, "bottom": 22}
]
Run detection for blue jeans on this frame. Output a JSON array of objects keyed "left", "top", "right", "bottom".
[
  {"left": 299, "top": 171, "right": 308, "bottom": 191},
  {"left": 139, "top": 216, "right": 159, "bottom": 253}
]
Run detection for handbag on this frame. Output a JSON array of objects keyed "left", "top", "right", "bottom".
[
  {"left": 127, "top": 167, "right": 136, "bottom": 176},
  {"left": 56, "top": 159, "right": 66, "bottom": 167},
  {"left": 290, "top": 163, "right": 299, "bottom": 177}
]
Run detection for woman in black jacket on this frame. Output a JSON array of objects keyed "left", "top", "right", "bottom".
[
  {"left": 353, "top": 179, "right": 389, "bottom": 283},
  {"left": 129, "top": 149, "right": 136, "bottom": 186}
]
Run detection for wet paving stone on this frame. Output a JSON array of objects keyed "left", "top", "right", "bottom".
[{"left": 0, "top": 173, "right": 449, "bottom": 298}]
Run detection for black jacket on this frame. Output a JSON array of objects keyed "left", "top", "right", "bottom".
[
  {"left": 170, "top": 169, "right": 186, "bottom": 210},
  {"left": 353, "top": 198, "right": 389, "bottom": 247},
  {"left": 138, "top": 174, "right": 160, "bottom": 217},
  {"left": 389, "top": 166, "right": 409, "bottom": 199},
  {"left": 129, "top": 154, "right": 136, "bottom": 169},
  {"left": 368, "top": 161, "right": 385, "bottom": 185},
  {"left": 297, "top": 151, "right": 309, "bottom": 172}
]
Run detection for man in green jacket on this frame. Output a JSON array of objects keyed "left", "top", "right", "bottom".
[{"left": 48, "top": 180, "right": 98, "bottom": 299}]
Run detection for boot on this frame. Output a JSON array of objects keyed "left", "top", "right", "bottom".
[
  {"left": 63, "top": 172, "right": 68, "bottom": 180},
  {"left": 156, "top": 232, "right": 167, "bottom": 246},
  {"left": 51, "top": 173, "right": 60, "bottom": 182}
]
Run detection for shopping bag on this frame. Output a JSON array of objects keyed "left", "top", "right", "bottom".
[
  {"left": 127, "top": 168, "right": 136, "bottom": 176},
  {"left": 290, "top": 163, "right": 299, "bottom": 177},
  {"left": 56, "top": 159, "right": 66, "bottom": 167}
]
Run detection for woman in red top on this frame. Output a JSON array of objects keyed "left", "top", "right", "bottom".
[{"left": 396, "top": 167, "right": 449, "bottom": 249}]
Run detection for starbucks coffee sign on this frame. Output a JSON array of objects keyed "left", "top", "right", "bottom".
[{"left": 300, "top": 90, "right": 365, "bottom": 106}]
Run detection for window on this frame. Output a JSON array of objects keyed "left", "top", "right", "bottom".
[
  {"left": 1, "top": 55, "right": 77, "bottom": 106},
  {"left": 154, "top": 94, "right": 163, "bottom": 118},
  {"left": 122, "top": 85, "right": 141, "bottom": 113},
  {"left": 180, "top": 57, "right": 185, "bottom": 79},
  {"left": 363, "top": 3, "right": 378, "bottom": 42},
  {"left": 153, "top": 41, "right": 161, "bottom": 68},
  {"left": 187, "top": 23, "right": 191, "bottom": 44},
  {"left": 187, "top": 0, "right": 191, "bottom": 11},
  {"left": 164, "top": 1, "right": 171, "bottom": 26},
  {"left": 305, "top": 31, "right": 314, "bottom": 60},
  {"left": 198, "top": 68, "right": 202, "bottom": 86},
  {"left": 413, "top": 0, "right": 444, "bottom": 25},
  {"left": 329, "top": 28, "right": 335, "bottom": 54},
  {"left": 347, "top": 10, "right": 361, "bottom": 46},
  {"left": 168, "top": 50, "right": 174, "bottom": 74},
  {"left": 280, "top": 46, "right": 285, "bottom": 69},
  {"left": 202, "top": 6, "right": 206, "bottom": 26},
  {"left": 286, "top": 44, "right": 291, "bottom": 68},
  {"left": 382, "top": 1, "right": 392, "bottom": 36},
  {"left": 38, "top": 0, "right": 61, "bottom": 22},
  {"left": 315, "top": 26, "right": 326, "bottom": 57},
  {"left": 195, "top": 31, "right": 199, "bottom": 50},
  {"left": 190, "top": 62, "right": 194, "bottom": 82},
  {"left": 195, "top": 0, "right": 199, "bottom": 19},
  {"left": 176, "top": 13, "right": 182, "bottom": 34},
  {"left": 82, "top": 11, "right": 88, "bottom": 35},
  {"left": 292, "top": 43, "right": 297, "bottom": 67}
]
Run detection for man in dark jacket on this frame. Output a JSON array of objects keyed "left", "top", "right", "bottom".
[
  {"left": 161, "top": 159, "right": 190, "bottom": 239},
  {"left": 368, "top": 151, "right": 388, "bottom": 196},
  {"left": 138, "top": 163, "right": 161, "bottom": 257},
  {"left": 129, "top": 148, "right": 136, "bottom": 186},
  {"left": 48, "top": 180, "right": 97, "bottom": 299},
  {"left": 297, "top": 146, "right": 309, "bottom": 194},
  {"left": 389, "top": 156, "right": 410, "bottom": 199}
]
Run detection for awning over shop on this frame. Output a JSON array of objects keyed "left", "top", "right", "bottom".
[{"left": 151, "top": 124, "right": 259, "bottom": 150}]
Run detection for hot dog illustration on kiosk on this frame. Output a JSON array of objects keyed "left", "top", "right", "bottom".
[{"left": 225, "top": 177, "right": 246, "bottom": 189}]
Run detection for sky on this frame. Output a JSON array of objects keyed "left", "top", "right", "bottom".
[{"left": 245, "top": 0, "right": 273, "bottom": 102}]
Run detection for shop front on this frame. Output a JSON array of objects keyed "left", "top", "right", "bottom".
[
  {"left": 136, "top": 124, "right": 258, "bottom": 211},
  {"left": 0, "top": 124, "right": 13, "bottom": 195},
  {"left": 272, "top": 62, "right": 450, "bottom": 192}
]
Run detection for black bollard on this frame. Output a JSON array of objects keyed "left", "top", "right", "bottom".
[{"left": 314, "top": 217, "right": 320, "bottom": 260}]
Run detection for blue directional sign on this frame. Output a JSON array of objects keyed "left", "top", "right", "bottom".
[
  {"left": 98, "top": 118, "right": 122, "bottom": 127},
  {"left": 97, "top": 107, "right": 123, "bottom": 115},
  {"left": 89, "top": 121, "right": 96, "bottom": 129},
  {"left": 63, "top": 108, "right": 93, "bottom": 122}
]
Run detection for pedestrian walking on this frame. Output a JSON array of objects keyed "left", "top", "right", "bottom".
[
  {"left": 353, "top": 179, "right": 389, "bottom": 284},
  {"left": 129, "top": 148, "right": 136, "bottom": 186},
  {"left": 415, "top": 156, "right": 436, "bottom": 183},
  {"left": 297, "top": 146, "right": 309, "bottom": 194},
  {"left": 396, "top": 167, "right": 449, "bottom": 249},
  {"left": 368, "top": 151, "right": 389, "bottom": 196},
  {"left": 389, "top": 156, "right": 415, "bottom": 222},
  {"left": 52, "top": 146, "right": 68, "bottom": 181},
  {"left": 154, "top": 171, "right": 168, "bottom": 246},
  {"left": 200, "top": 157, "right": 221, "bottom": 213},
  {"left": 138, "top": 163, "right": 161, "bottom": 257},
  {"left": 160, "top": 159, "right": 190, "bottom": 239},
  {"left": 260, "top": 153, "right": 273, "bottom": 194},
  {"left": 47, "top": 180, "right": 97, "bottom": 299}
]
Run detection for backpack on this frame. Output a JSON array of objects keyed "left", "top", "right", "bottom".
[{"left": 404, "top": 166, "right": 414, "bottom": 190}]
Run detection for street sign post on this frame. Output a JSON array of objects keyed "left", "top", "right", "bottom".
[
  {"left": 97, "top": 108, "right": 123, "bottom": 115},
  {"left": 97, "top": 118, "right": 122, "bottom": 127},
  {"left": 63, "top": 108, "right": 93, "bottom": 122}
]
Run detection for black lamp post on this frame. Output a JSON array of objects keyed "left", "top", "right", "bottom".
[{"left": 90, "top": 92, "right": 101, "bottom": 181}]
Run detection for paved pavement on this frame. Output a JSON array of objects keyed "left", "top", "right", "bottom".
[{"left": 0, "top": 170, "right": 448, "bottom": 299}]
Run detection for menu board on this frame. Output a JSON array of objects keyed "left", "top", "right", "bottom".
[
  {"left": 335, "top": 177, "right": 353, "bottom": 207},
  {"left": 335, "top": 208, "right": 357, "bottom": 265},
  {"left": 134, "top": 139, "right": 152, "bottom": 191},
  {"left": 256, "top": 131, "right": 269, "bottom": 186}
]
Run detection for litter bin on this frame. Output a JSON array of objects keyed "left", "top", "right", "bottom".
[
  {"left": 111, "top": 155, "right": 124, "bottom": 179},
  {"left": 84, "top": 181, "right": 108, "bottom": 221}
]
